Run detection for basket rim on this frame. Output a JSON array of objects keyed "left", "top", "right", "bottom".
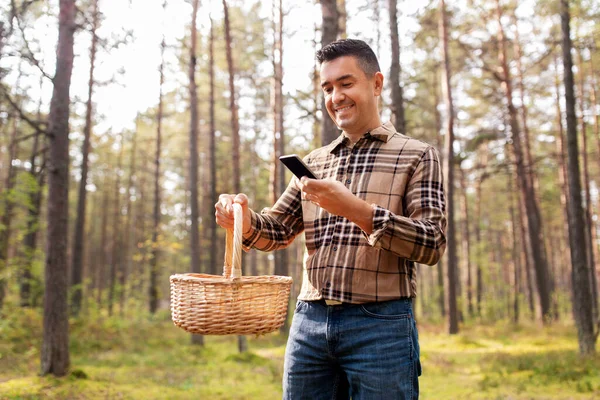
[{"left": 170, "top": 273, "right": 292, "bottom": 284}]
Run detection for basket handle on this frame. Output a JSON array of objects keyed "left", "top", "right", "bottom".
[{"left": 223, "top": 203, "right": 243, "bottom": 279}]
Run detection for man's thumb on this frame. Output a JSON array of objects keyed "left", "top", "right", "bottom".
[{"left": 234, "top": 193, "right": 249, "bottom": 208}]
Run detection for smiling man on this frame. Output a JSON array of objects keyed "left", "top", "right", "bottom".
[{"left": 215, "top": 39, "right": 447, "bottom": 400}]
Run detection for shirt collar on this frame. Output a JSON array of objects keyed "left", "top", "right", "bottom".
[{"left": 326, "top": 121, "right": 397, "bottom": 153}]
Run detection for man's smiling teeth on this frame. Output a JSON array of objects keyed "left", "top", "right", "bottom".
[{"left": 336, "top": 105, "right": 353, "bottom": 112}]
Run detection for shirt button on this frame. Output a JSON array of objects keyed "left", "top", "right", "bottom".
[
  {"left": 346, "top": 179, "right": 351, "bottom": 185},
  {"left": 333, "top": 246, "right": 338, "bottom": 251},
  {"left": 326, "top": 282, "right": 331, "bottom": 288}
]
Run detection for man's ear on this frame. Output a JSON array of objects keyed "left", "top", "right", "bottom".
[{"left": 373, "top": 72, "right": 384, "bottom": 96}]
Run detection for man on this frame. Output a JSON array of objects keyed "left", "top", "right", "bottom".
[{"left": 215, "top": 39, "right": 446, "bottom": 400}]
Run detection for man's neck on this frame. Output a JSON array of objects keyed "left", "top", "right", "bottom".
[{"left": 343, "top": 120, "right": 382, "bottom": 144}]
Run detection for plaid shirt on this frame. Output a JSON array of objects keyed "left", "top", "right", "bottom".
[{"left": 243, "top": 122, "right": 447, "bottom": 304}]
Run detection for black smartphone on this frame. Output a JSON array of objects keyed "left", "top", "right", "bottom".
[{"left": 279, "top": 154, "right": 318, "bottom": 180}]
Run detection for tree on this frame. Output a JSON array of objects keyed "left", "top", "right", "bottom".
[
  {"left": 188, "top": 0, "right": 203, "bottom": 346},
  {"left": 388, "top": 0, "right": 406, "bottom": 133},
  {"left": 41, "top": 0, "right": 76, "bottom": 377},
  {"left": 223, "top": 0, "right": 247, "bottom": 353},
  {"left": 269, "top": 0, "right": 289, "bottom": 333},
  {"left": 576, "top": 47, "right": 598, "bottom": 320},
  {"left": 120, "top": 122, "right": 138, "bottom": 315},
  {"left": 223, "top": 0, "right": 240, "bottom": 195},
  {"left": 320, "top": 0, "right": 338, "bottom": 145},
  {"left": 337, "top": 0, "right": 347, "bottom": 39},
  {"left": 0, "top": 102, "right": 19, "bottom": 311},
  {"left": 206, "top": 13, "right": 217, "bottom": 276},
  {"left": 70, "top": 0, "right": 99, "bottom": 317},
  {"left": 439, "top": 0, "right": 458, "bottom": 334},
  {"left": 458, "top": 166, "right": 473, "bottom": 317},
  {"left": 149, "top": 3, "right": 167, "bottom": 315},
  {"left": 20, "top": 85, "right": 46, "bottom": 308},
  {"left": 108, "top": 133, "right": 123, "bottom": 316},
  {"left": 560, "top": 0, "right": 596, "bottom": 355},
  {"left": 495, "top": 0, "right": 554, "bottom": 321}
]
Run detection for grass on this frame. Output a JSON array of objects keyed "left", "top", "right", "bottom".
[
  {"left": 419, "top": 321, "right": 600, "bottom": 399},
  {"left": 1, "top": 306, "right": 599, "bottom": 399}
]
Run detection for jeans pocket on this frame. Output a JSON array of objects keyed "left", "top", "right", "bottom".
[
  {"left": 359, "top": 299, "right": 412, "bottom": 320},
  {"left": 294, "top": 300, "right": 306, "bottom": 313}
]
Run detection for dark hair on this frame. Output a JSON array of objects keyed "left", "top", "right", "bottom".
[{"left": 316, "top": 39, "right": 381, "bottom": 77}]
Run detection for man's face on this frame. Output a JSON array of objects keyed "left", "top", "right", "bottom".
[{"left": 320, "top": 56, "right": 383, "bottom": 137}]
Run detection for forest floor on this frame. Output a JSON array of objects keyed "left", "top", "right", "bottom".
[{"left": 0, "top": 305, "right": 599, "bottom": 399}]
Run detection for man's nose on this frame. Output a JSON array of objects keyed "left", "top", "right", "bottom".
[{"left": 332, "top": 88, "right": 345, "bottom": 104}]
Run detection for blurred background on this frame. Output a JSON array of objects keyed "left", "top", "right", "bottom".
[{"left": 0, "top": 0, "right": 599, "bottom": 398}]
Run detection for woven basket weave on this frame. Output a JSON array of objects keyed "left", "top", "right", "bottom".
[{"left": 170, "top": 203, "right": 292, "bottom": 335}]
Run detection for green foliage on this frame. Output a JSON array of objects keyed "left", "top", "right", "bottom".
[
  {"left": 2, "top": 309, "right": 600, "bottom": 399},
  {"left": 420, "top": 321, "right": 600, "bottom": 399},
  {"left": 0, "top": 307, "right": 286, "bottom": 399}
]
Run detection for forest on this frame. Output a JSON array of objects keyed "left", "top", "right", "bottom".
[{"left": 0, "top": 0, "right": 599, "bottom": 398}]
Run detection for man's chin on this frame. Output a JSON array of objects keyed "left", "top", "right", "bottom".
[{"left": 336, "top": 120, "right": 351, "bottom": 130}]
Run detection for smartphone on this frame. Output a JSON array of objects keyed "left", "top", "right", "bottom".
[{"left": 279, "top": 154, "right": 318, "bottom": 180}]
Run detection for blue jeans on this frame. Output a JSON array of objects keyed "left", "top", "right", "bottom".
[{"left": 283, "top": 298, "right": 421, "bottom": 400}]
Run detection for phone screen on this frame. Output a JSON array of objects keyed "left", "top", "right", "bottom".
[{"left": 279, "top": 155, "right": 317, "bottom": 180}]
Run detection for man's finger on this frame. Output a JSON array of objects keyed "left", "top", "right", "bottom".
[
  {"left": 234, "top": 193, "right": 249, "bottom": 206},
  {"left": 219, "top": 194, "right": 233, "bottom": 212}
]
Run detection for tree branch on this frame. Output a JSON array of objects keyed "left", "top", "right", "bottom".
[
  {"left": 15, "top": 130, "right": 42, "bottom": 144},
  {"left": 1, "top": 88, "right": 47, "bottom": 135},
  {"left": 11, "top": 0, "right": 53, "bottom": 82}
]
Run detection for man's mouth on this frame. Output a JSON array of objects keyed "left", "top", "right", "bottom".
[{"left": 335, "top": 104, "right": 354, "bottom": 113}]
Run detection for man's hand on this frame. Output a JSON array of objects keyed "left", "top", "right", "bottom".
[
  {"left": 298, "top": 177, "right": 374, "bottom": 234},
  {"left": 298, "top": 178, "right": 354, "bottom": 217},
  {"left": 215, "top": 193, "right": 252, "bottom": 234}
]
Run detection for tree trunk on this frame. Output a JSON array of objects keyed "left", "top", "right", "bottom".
[
  {"left": 439, "top": 0, "right": 458, "bottom": 334},
  {"left": 0, "top": 110, "right": 19, "bottom": 311},
  {"left": 437, "top": 258, "right": 445, "bottom": 317},
  {"left": 320, "top": 0, "right": 339, "bottom": 146},
  {"left": 41, "top": 0, "right": 76, "bottom": 377},
  {"left": 223, "top": 0, "right": 247, "bottom": 353},
  {"left": 507, "top": 150, "right": 520, "bottom": 324},
  {"left": 576, "top": 49, "right": 598, "bottom": 322},
  {"left": 21, "top": 126, "right": 44, "bottom": 307},
  {"left": 96, "top": 175, "right": 109, "bottom": 305},
  {"left": 433, "top": 72, "right": 445, "bottom": 319},
  {"left": 273, "top": 0, "right": 289, "bottom": 333},
  {"left": 270, "top": 0, "right": 286, "bottom": 284},
  {"left": 311, "top": 25, "right": 321, "bottom": 149},
  {"left": 108, "top": 134, "right": 123, "bottom": 316},
  {"left": 389, "top": 0, "right": 406, "bottom": 134},
  {"left": 589, "top": 60, "right": 600, "bottom": 317},
  {"left": 371, "top": 0, "right": 381, "bottom": 56},
  {"left": 495, "top": 0, "right": 553, "bottom": 321},
  {"left": 512, "top": 15, "right": 537, "bottom": 197},
  {"left": 188, "top": 0, "right": 203, "bottom": 346},
  {"left": 207, "top": 14, "right": 218, "bottom": 276},
  {"left": 120, "top": 121, "right": 138, "bottom": 316},
  {"left": 474, "top": 178, "right": 483, "bottom": 316},
  {"left": 337, "top": 0, "right": 346, "bottom": 39},
  {"left": 517, "top": 183, "right": 535, "bottom": 319},
  {"left": 459, "top": 167, "right": 473, "bottom": 317},
  {"left": 560, "top": 0, "right": 596, "bottom": 355},
  {"left": 223, "top": 0, "right": 240, "bottom": 194},
  {"left": 70, "top": 0, "right": 98, "bottom": 317},
  {"left": 553, "top": 54, "right": 572, "bottom": 280},
  {"left": 134, "top": 154, "right": 148, "bottom": 296},
  {"left": 149, "top": 14, "right": 166, "bottom": 314}
]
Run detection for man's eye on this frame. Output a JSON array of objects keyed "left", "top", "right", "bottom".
[
  {"left": 324, "top": 88, "right": 332, "bottom": 94},
  {"left": 342, "top": 83, "right": 352, "bottom": 87}
]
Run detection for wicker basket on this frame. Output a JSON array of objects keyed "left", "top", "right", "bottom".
[{"left": 170, "top": 203, "right": 293, "bottom": 335}]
